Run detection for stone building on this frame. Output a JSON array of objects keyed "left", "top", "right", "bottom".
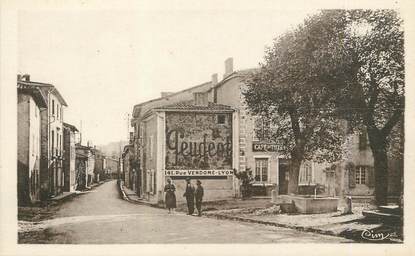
[
  {"left": 94, "top": 149, "right": 106, "bottom": 182},
  {"left": 17, "top": 75, "right": 68, "bottom": 200},
  {"left": 106, "top": 157, "right": 119, "bottom": 179},
  {"left": 63, "top": 122, "right": 78, "bottom": 192},
  {"left": 132, "top": 89, "right": 237, "bottom": 203},
  {"left": 75, "top": 144, "right": 95, "bottom": 189},
  {"left": 17, "top": 78, "right": 47, "bottom": 205},
  {"left": 122, "top": 143, "right": 135, "bottom": 190},
  {"left": 208, "top": 58, "right": 403, "bottom": 201},
  {"left": 130, "top": 58, "right": 403, "bottom": 202}
]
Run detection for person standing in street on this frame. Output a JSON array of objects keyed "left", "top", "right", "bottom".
[
  {"left": 164, "top": 178, "right": 176, "bottom": 214},
  {"left": 183, "top": 177, "right": 195, "bottom": 215},
  {"left": 195, "top": 180, "right": 204, "bottom": 216}
]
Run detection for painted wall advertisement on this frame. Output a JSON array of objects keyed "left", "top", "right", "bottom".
[{"left": 165, "top": 112, "right": 232, "bottom": 177}]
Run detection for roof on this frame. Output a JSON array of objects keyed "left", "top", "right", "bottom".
[
  {"left": 63, "top": 122, "right": 79, "bottom": 132},
  {"left": 132, "top": 81, "right": 213, "bottom": 119},
  {"left": 130, "top": 67, "right": 258, "bottom": 121},
  {"left": 18, "top": 80, "right": 68, "bottom": 106},
  {"left": 154, "top": 100, "right": 234, "bottom": 112},
  {"left": 133, "top": 81, "right": 212, "bottom": 108},
  {"left": 207, "top": 68, "right": 259, "bottom": 93},
  {"left": 17, "top": 82, "right": 48, "bottom": 108}
]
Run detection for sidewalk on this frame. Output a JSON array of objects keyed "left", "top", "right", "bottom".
[
  {"left": 118, "top": 184, "right": 402, "bottom": 243},
  {"left": 203, "top": 203, "right": 403, "bottom": 243},
  {"left": 48, "top": 191, "right": 77, "bottom": 202},
  {"left": 119, "top": 182, "right": 159, "bottom": 208},
  {"left": 18, "top": 180, "right": 110, "bottom": 222}
]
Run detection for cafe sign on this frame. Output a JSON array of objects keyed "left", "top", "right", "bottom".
[{"left": 252, "top": 142, "right": 283, "bottom": 152}]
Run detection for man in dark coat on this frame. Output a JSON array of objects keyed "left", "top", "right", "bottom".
[
  {"left": 195, "top": 180, "right": 204, "bottom": 216},
  {"left": 183, "top": 177, "right": 195, "bottom": 215}
]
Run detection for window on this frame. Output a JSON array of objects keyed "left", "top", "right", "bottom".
[
  {"left": 359, "top": 131, "right": 368, "bottom": 150},
  {"left": 57, "top": 104, "right": 59, "bottom": 119},
  {"left": 149, "top": 136, "right": 153, "bottom": 159},
  {"left": 52, "top": 100, "right": 55, "bottom": 115},
  {"left": 355, "top": 166, "right": 367, "bottom": 185},
  {"left": 32, "top": 134, "right": 35, "bottom": 155},
  {"left": 254, "top": 158, "right": 269, "bottom": 182},
  {"left": 153, "top": 170, "right": 156, "bottom": 194},
  {"left": 51, "top": 130, "right": 55, "bottom": 157},
  {"left": 217, "top": 114, "right": 226, "bottom": 124},
  {"left": 299, "top": 162, "right": 313, "bottom": 185},
  {"left": 150, "top": 170, "right": 155, "bottom": 193}
]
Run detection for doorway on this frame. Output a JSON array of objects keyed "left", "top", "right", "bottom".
[{"left": 278, "top": 159, "right": 290, "bottom": 195}]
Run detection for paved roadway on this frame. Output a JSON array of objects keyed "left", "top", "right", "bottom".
[{"left": 18, "top": 180, "right": 351, "bottom": 243}]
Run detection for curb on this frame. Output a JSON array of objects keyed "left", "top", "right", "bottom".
[
  {"left": 204, "top": 212, "right": 401, "bottom": 243},
  {"left": 117, "top": 181, "right": 163, "bottom": 209},
  {"left": 204, "top": 212, "right": 344, "bottom": 238},
  {"left": 49, "top": 180, "right": 111, "bottom": 202}
]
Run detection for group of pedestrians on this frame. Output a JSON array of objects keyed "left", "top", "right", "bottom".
[{"left": 163, "top": 177, "right": 204, "bottom": 216}]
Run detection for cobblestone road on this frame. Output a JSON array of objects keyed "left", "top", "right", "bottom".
[{"left": 18, "top": 180, "right": 352, "bottom": 243}]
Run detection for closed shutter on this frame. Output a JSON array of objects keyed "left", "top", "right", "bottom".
[
  {"left": 367, "top": 166, "right": 375, "bottom": 188},
  {"left": 348, "top": 166, "right": 356, "bottom": 188}
]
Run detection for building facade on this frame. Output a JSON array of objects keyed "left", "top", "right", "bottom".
[
  {"left": 122, "top": 144, "right": 135, "bottom": 190},
  {"left": 18, "top": 75, "right": 68, "bottom": 200},
  {"left": 75, "top": 144, "right": 95, "bottom": 189},
  {"left": 106, "top": 157, "right": 119, "bottom": 180},
  {"left": 94, "top": 150, "right": 106, "bottom": 182},
  {"left": 130, "top": 58, "right": 403, "bottom": 202},
  {"left": 132, "top": 91, "right": 237, "bottom": 204},
  {"left": 63, "top": 122, "right": 78, "bottom": 192},
  {"left": 17, "top": 79, "right": 47, "bottom": 205}
]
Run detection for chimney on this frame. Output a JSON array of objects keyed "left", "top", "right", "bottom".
[
  {"left": 193, "top": 92, "right": 208, "bottom": 106},
  {"left": 17, "top": 74, "right": 21, "bottom": 81},
  {"left": 211, "top": 73, "right": 218, "bottom": 86},
  {"left": 223, "top": 57, "right": 233, "bottom": 78},
  {"left": 161, "top": 92, "right": 174, "bottom": 98},
  {"left": 21, "top": 74, "right": 30, "bottom": 81}
]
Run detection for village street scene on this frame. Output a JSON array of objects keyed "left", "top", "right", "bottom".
[{"left": 13, "top": 6, "right": 404, "bottom": 246}]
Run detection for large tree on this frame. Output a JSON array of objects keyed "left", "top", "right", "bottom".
[
  {"left": 243, "top": 11, "right": 347, "bottom": 194},
  {"left": 244, "top": 10, "right": 404, "bottom": 205},
  {"left": 327, "top": 10, "right": 404, "bottom": 205}
]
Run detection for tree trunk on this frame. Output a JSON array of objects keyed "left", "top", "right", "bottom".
[
  {"left": 367, "top": 129, "right": 388, "bottom": 206},
  {"left": 288, "top": 157, "right": 301, "bottom": 194}
]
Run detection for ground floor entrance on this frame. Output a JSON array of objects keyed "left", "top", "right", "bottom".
[{"left": 278, "top": 159, "right": 290, "bottom": 195}]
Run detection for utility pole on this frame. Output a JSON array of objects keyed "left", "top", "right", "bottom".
[{"left": 80, "top": 120, "right": 83, "bottom": 144}]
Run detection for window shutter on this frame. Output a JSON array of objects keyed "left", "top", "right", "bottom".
[
  {"left": 348, "top": 166, "right": 356, "bottom": 188},
  {"left": 367, "top": 166, "right": 375, "bottom": 188}
]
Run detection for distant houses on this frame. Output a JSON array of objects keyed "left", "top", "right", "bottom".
[
  {"left": 63, "top": 122, "right": 78, "bottom": 192},
  {"left": 17, "top": 74, "right": 119, "bottom": 206}
]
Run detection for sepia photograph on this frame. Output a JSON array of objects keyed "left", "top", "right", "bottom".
[{"left": 1, "top": 0, "right": 414, "bottom": 255}]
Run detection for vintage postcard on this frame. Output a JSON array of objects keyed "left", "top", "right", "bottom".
[{"left": 0, "top": 0, "right": 414, "bottom": 255}]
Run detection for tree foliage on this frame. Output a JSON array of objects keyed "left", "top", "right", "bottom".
[
  {"left": 243, "top": 10, "right": 404, "bottom": 202},
  {"left": 243, "top": 11, "right": 349, "bottom": 193}
]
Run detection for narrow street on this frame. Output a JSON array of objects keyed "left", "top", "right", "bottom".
[{"left": 18, "top": 180, "right": 351, "bottom": 243}]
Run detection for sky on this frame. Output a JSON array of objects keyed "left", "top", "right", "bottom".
[{"left": 17, "top": 4, "right": 321, "bottom": 145}]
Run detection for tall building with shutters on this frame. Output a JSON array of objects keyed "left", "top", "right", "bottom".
[
  {"left": 17, "top": 78, "right": 47, "bottom": 205},
  {"left": 17, "top": 74, "right": 68, "bottom": 201}
]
